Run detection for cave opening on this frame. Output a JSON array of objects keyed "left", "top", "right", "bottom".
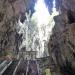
[{"left": 18, "top": 0, "right": 59, "bottom": 58}]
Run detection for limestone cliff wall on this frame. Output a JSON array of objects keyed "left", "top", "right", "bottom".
[
  {"left": 48, "top": 0, "right": 75, "bottom": 75},
  {"left": 0, "top": 0, "right": 36, "bottom": 57}
]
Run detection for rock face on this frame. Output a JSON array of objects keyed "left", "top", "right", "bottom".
[
  {"left": 0, "top": 0, "right": 36, "bottom": 57},
  {"left": 48, "top": 0, "right": 75, "bottom": 75}
]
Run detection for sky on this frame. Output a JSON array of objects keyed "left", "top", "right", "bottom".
[{"left": 34, "top": 0, "right": 50, "bottom": 25}]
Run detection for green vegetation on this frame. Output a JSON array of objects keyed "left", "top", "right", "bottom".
[
  {"left": 45, "top": 69, "right": 51, "bottom": 75},
  {"left": 42, "top": 68, "right": 51, "bottom": 75}
]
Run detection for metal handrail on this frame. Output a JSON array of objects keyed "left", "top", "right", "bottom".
[
  {"left": 0, "top": 60, "right": 12, "bottom": 75},
  {"left": 26, "top": 60, "right": 29, "bottom": 75},
  {"left": 13, "top": 58, "right": 22, "bottom": 75}
]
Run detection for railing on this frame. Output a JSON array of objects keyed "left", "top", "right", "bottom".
[
  {"left": 26, "top": 60, "right": 29, "bottom": 75},
  {"left": 13, "top": 58, "right": 22, "bottom": 75},
  {"left": 1, "top": 59, "right": 40, "bottom": 75},
  {"left": 0, "top": 60, "right": 12, "bottom": 75},
  {"left": 36, "top": 60, "right": 40, "bottom": 75}
]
